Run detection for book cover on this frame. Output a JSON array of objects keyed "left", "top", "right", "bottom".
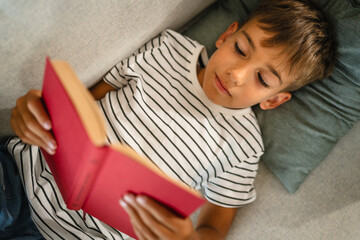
[{"left": 40, "top": 58, "right": 205, "bottom": 238}]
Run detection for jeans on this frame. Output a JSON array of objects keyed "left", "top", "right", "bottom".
[{"left": 0, "top": 142, "right": 44, "bottom": 240}]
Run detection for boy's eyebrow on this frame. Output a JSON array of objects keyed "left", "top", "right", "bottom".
[
  {"left": 242, "top": 31, "right": 255, "bottom": 50},
  {"left": 267, "top": 64, "right": 282, "bottom": 84}
]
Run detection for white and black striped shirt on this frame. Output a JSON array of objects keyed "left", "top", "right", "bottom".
[
  {"left": 6, "top": 30, "right": 264, "bottom": 239},
  {"left": 100, "top": 30, "right": 264, "bottom": 206}
]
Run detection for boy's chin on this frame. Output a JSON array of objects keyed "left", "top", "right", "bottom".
[{"left": 220, "top": 102, "right": 253, "bottom": 110}]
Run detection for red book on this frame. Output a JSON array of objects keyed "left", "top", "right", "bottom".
[{"left": 41, "top": 58, "right": 205, "bottom": 239}]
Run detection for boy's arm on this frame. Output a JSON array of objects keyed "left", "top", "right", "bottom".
[
  {"left": 196, "top": 202, "right": 237, "bottom": 239},
  {"left": 121, "top": 193, "right": 238, "bottom": 240},
  {"left": 89, "top": 80, "right": 117, "bottom": 100}
]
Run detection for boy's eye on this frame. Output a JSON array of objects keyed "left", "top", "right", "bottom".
[
  {"left": 258, "top": 72, "right": 269, "bottom": 88},
  {"left": 234, "top": 42, "right": 246, "bottom": 57}
]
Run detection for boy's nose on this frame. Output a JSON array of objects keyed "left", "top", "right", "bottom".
[{"left": 227, "top": 66, "right": 248, "bottom": 86}]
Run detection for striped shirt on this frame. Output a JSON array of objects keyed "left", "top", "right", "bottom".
[
  {"left": 100, "top": 29, "right": 264, "bottom": 206},
  {"left": 6, "top": 30, "right": 264, "bottom": 239}
]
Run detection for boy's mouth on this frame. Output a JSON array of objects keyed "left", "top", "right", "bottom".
[{"left": 215, "top": 74, "right": 231, "bottom": 96}]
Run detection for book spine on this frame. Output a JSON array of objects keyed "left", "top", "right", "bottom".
[{"left": 66, "top": 146, "right": 106, "bottom": 210}]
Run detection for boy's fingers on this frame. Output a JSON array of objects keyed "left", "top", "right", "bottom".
[
  {"left": 26, "top": 90, "right": 52, "bottom": 131},
  {"left": 20, "top": 106, "right": 56, "bottom": 149},
  {"left": 123, "top": 194, "right": 174, "bottom": 239},
  {"left": 133, "top": 201, "right": 170, "bottom": 238},
  {"left": 18, "top": 90, "right": 57, "bottom": 147},
  {"left": 11, "top": 89, "right": 56, "bottom": 154},
  {"left": 133, "top": 227, "right": 146, "bottom": 240},
  {"left": 17, "top": 118, "right": 45, "bottom": 147},
  {"left": 25, "top": 116, "right": 56, "bottom": 149},
  {"left": 120, "top": 199, "right": 158, "bottom": 239},
  {"left": 19, "top": 122, "right": 55, "bottom": 154},
  {"left": 136, "top": 195, "right": 180, "bottom": 231},
  {"left": 136, "top": 195, "right": 196, "bottom": 238},
  {"left": 12, "top": 109, "right": 55, "bottom": 154}
]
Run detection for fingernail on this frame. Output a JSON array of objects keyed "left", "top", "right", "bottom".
[
  {"left": 119, "top": 199, "right": 127, "bottom": 208},
  {"left": 43, "top": 122, "right": 51, "bottom": 130},
  {"left": 124, "top": 194, "right": 134, "bottom": 203},
  {"left": 136, "top": 196, "right": 146, "bottom": 205},
  {"left": 47, "top": 148, "right": 55, "bottom": 155},
  {"left": 48, "top": 141, "right": 57, "bottom": 150}
]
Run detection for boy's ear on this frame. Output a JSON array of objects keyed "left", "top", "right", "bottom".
[
  {"left": 259, "top": 92, "right": 292, "bottom": 110},
  {"left": 216, "top": 21, "right": 239, "bottom": 48}
]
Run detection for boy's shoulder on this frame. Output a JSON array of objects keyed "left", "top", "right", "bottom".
[
  {"left": 159, "top": 29, "right": 202, "bottom": 51},
  {"left": 136, "top": 29, "right": 205, "bottom": 64},
  {"left": 161, "top": 29, "right": 190, "bottom": 41}
]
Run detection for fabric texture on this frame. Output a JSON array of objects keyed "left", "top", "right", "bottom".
[
  {"left": 183, "top": 0, "right": 360, "bottom": 193},
  {"left": 0, "top": 142, "right": 44, "bottom": 240}
]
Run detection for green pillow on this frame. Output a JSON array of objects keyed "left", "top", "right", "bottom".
[{"left": 183, "top": 0, "right": 360, "bottom": 193}]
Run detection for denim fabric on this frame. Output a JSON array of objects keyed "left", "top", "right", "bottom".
[{"left": 0, "top": 142, "right": 44, "bottom": 240}]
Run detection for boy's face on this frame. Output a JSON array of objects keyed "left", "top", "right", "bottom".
[{"left": 200, "top": 19, "right": 296, "bottom": 110}]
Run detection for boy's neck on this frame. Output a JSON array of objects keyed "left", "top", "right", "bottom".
[{"left": 197, "top": 67, "right": 206, "bottom": 87}]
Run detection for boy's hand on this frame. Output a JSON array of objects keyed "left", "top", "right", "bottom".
[
  {"left": 120, "top": 194, "right": 199, "bottom": 240},
  {"left": 10, "top": 89, "right": 57, "bottom": 154}
]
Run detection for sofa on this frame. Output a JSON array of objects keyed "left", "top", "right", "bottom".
[{"left": 1, "top": 0, "right": 359, "bottom": 239}]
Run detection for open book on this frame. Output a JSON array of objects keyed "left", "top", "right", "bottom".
[{"left": 41, "top": 58, "right": 205, "bottom": 238}]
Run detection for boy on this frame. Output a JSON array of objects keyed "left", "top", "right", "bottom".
[{"left": 8, "top": 0, "right": 335, "bottom": 239}]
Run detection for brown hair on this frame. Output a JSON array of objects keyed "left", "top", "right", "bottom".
[{"left": 249, "top": 0, "right": 336, "bottom": 91}]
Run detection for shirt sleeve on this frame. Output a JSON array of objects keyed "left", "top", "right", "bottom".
[
  {"left": 102, "top": 59, "right": 128, "bottom": 89},
  {"left": 204, "top": 154, "right": 261, "bottom": 208},
  {"left": 103, "top": 31, "right": 167, "bottom": 89}
]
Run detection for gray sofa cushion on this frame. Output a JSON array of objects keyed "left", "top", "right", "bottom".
[{"left": 183, "top": 0, "right": 360, "bottom": 193}]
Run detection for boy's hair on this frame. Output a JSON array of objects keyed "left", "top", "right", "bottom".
[{"left": 249, "top": 0, "right": 336, "bottom": 91}]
